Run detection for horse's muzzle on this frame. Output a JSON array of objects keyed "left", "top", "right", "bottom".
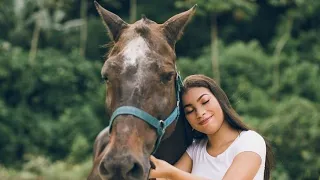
[{"left": 98, "top": 152, "right": 146, "bottom": 180}]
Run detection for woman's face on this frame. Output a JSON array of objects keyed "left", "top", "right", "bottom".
[{"left": 182, "top": 87, "right": 224, "bottom": 135}]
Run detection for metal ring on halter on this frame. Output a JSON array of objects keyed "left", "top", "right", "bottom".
[{"left": 159, "top": 120, "right": 165, "bottom": 135}]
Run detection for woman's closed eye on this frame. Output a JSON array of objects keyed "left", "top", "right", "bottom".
[
  {"left": 184, "top": 108, "right": 194, "bottom": 115},
  {"left": 201, "top": 99, "right": 210, "bottom": 105},
  {"left": 184, "top": 98, "right": 210, "bottom": 114}
]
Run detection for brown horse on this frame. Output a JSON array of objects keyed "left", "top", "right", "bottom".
[{"left": 88, "top": 2, "right": 196, "bottom": 180}]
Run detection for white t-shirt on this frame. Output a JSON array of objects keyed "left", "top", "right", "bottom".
[{"left": 186, "top": 130, "right": 266, "bottom": 180}]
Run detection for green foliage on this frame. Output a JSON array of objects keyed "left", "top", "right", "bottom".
[
  {"left": 219, "top": 40, "right": 274, "bottom": 117},
  {"left": 85, "top": 17, "right": 111, "bottom": 60},
  {"left": 68, "top": 135, "right": 90, "bottom": 163},
  {"left": 261, "top": 97, "right": 320, "bottom": 179},
  {"left": 176, "top": 0, "right": 257, "bottom": 19},
  {"left": 177, "top": 50, "right": 212, "bottom": 78},
  {"left": 268, "top": 0, "right": 320, "bottom": 18},
  {"left": 0, "top": 156, "right": 92, "bottom": 180},
  {"left": 0, "top": 46, "right": 105, "bottom": 165},
  {"left": 0, "top": 0, "right": 320, "bottom": 179},
  {"left": 280, "top": 61, "right": 320, "bottom": 101}
]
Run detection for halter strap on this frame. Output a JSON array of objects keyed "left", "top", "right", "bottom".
[{"left": 108, "top": 73, "right": 183, "bottom": 154}]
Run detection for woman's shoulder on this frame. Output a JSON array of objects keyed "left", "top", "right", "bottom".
[
  {"left": 187, "top": 138, "right": 207, "bottom": 151},
  {"left": 240, "top": 130, "right": 263, "bottom": 138},
  {"left": 192, "top": 138, "right": 208, "bottom": 147},
  {"left": 233, "top": 130, "right": 266, "bottom": 161},
  {"left": 239, "top": 130, "right": 265, "bottom": 142},
  {"left": 186, "top": 138, "right": 207, "bottom": 159},
  {"left": 239, "top": 130, "right": 265, "bottom": 146}
]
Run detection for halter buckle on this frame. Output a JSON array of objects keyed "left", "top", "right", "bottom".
[{"left": 159, "top": 120, "right": 165, "bottom": 135}]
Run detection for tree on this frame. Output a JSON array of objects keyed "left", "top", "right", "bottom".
[
  {"left": 10, "top": 0, "right": 84, "bottom": 63},
  {"left": 80, "top": 0, "right": 88, "bottom": 57},
  {"left": 268, "top": 0, "right": 320, "bottom": 100},
  {"left": 176, "top": 0, "right": 258, "bottom": 85},
  {"left": 0, "top": 47, "right": 104, "bottom": 165},
  {"left": 130, "top": 0, "right": 137, "bottom": 23},
  {"left": 268, "top": 0, "right": 320, "bottom": 102},
  {"left": 261, "top": 97, "right": 320, "bottom": 179}
]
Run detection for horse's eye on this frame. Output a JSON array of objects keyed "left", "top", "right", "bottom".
[
  {"left": 160, "top": 72, "right": 175, "bottom": 83},
  {"left": 102, "top": 75, "right": 109, "bottom": 83}
]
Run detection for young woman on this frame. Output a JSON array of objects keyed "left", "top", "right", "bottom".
[{"left": 149, "top": 74, "right": 273, "bottom": 180}]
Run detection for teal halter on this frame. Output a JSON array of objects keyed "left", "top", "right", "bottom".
[{"left": 108, "top": 73, "right": 183, "bottom": 154}]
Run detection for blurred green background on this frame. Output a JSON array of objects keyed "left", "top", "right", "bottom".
[{"left": 0, "top": 0, "right": 319, "bottom": 179}]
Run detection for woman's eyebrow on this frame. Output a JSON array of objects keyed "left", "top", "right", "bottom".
[
  {"left": 183, "top": 94, "right": 209, "bottom": 108},
  {"left": 196, "top": 94, "right": 209, "bottom": 102}
]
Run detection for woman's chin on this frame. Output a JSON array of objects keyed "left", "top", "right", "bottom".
[{"left": 201, "top": 123, "right": 221, "bottom": 135}]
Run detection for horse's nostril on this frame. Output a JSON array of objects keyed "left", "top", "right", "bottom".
[
  {"left": 99, "top": 155, "right": 144, "bottom": 179},
  {"left": 128, "top": 161, "right": 143, "bottom": 178}
]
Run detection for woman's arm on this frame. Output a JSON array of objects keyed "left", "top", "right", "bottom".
[
  {"left": 150, "top": 151, "right": 262, "bottom": 180},
  {"left": 222, "top": 151, "right": 261, "bottom": 180},
  {"left": 149, "top": 156, "right": 210, "bottom": 180},
  {"left": 152, "top": 152, "right": 193, "bottom": 180},
  {"left": 174, "top": 152, "right": 192, "bottom": 172},
  {"left": 168, "top": 167, "right": 211, "bottom": 180}
]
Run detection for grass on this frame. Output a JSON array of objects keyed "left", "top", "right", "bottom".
[{"left": 0, "top": 156, "right": 92, "bottom": 180}]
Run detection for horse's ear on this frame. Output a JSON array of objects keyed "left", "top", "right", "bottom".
[
  {"left": 94, "top": 1, "right": 128, "bottom": 41},
  {"left": 162, "top": 5, "right": 197, "bottom": 47}
]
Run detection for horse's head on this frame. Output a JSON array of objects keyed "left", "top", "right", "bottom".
[{"left": 88, "top": 2, "right": 195, "bottom": 180}]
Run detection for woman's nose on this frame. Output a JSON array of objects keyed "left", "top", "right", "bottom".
[{"left": 196, "top": 107, "right": 206, "bottom": 118}]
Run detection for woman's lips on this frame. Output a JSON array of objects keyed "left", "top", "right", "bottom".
[{"left": 199, "top": 115, "right": 213, "bottom": 126}]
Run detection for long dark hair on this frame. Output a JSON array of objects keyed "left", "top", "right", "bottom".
[{"left": 181, "top": 74, "right": 274, "bottom": 180}]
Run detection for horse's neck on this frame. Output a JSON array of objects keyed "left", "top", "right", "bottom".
[{"left": 154, "top": 117, "right": 193, "bottom": 164}]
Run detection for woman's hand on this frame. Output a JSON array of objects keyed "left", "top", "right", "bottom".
[
  {"left": 149, "top": 155, "right": 176, "bottom": 179},
  {"left": 149, "top": 155, "right": 210, "bottom": 180}
]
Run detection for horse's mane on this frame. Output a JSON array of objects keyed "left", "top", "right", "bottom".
[{"left": 102, "top": 42, "right": 115, "bottom": 60}]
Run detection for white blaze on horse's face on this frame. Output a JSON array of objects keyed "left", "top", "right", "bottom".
[
  {"left": 122, "top": 36, "right": 150, "bottom": 89},
  {"left": 123, "top": 36, "right": 149, "bottom": 68}
]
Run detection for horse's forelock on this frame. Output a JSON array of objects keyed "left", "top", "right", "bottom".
[
  {"left": 105, "top": 22, "right": 152, "bottom": 58},
  {"left": 134, "top": 24, "right": 151, "bottom": 38}
]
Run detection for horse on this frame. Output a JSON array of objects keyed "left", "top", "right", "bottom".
[{"left": 88, "top": 2, "right": 196, "bottom": 180}]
